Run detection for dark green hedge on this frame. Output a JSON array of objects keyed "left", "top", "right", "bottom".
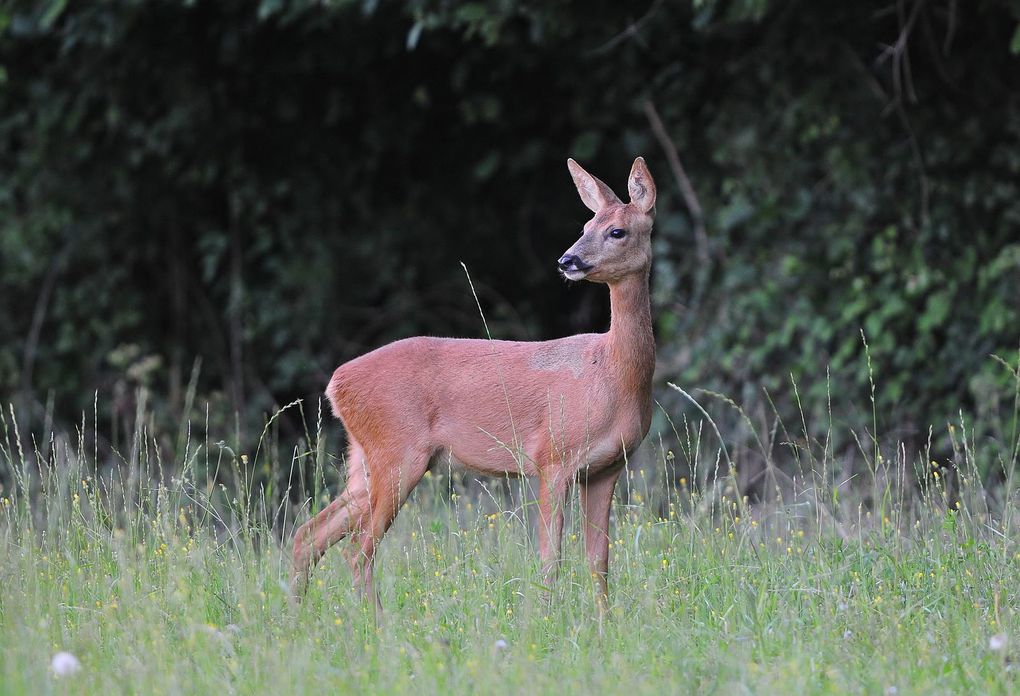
[{"left": 1, "top": 0, "right": 1017, "bottom": 479}]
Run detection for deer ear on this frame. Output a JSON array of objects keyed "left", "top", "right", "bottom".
[
  {"left": 567, "top": 158, "right": 621, "bottom": 213},
  {"left": 627, "top": 156, "right": 656, "bottom": 215}
]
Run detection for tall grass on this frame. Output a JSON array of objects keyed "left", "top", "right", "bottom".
[{"left": 0, "top": 366, "right": 1018, "bottom": 694}]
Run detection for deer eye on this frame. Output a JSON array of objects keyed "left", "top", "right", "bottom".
[{"left": 609, "top": 228, "right": 627, "bottom": 239}]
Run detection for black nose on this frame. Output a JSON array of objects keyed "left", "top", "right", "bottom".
[
  {"left": 558, "top": 254, "right": 579, "bottom": 271},
  {"left": 558, "top": 254, "right": 593, "bottom": 272}
]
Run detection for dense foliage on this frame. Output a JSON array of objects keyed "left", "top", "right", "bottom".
[{"left": 1, "top": 0, "right": 1018, "bottom": 485}]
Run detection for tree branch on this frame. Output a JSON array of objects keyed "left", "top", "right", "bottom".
[
  {"left": 588, "top": 0, "right": 665, "bottom": 56},
  {"left": 20, "top": 232, "right": 76, "bottom": 421},
  {"left": 642, "top": 97, "right": 709, "bottom": 272}
]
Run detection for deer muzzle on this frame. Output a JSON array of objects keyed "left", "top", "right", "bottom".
[{"left": 557, "top": 254, "right": 593, "bottom": 280}]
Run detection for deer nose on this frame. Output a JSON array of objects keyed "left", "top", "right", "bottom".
[{"left": 558, "top": 254, "right": 591, "bottom": 272}]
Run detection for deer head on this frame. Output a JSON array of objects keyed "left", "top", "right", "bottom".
[{"left": 558, "top": 157, "right": 656, "bottom": 284}]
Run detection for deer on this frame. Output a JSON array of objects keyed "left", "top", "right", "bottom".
[{"left": 291, "top": 157, "right": 657, "bottom": 613}]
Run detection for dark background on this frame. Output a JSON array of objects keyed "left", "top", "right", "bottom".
[{"left": 1, "top": 0, "right": 1018, "bottom": 491}]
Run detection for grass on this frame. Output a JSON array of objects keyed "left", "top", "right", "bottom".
[{"left": 0, "top": 390, "right": 1017, "bottom": 695}]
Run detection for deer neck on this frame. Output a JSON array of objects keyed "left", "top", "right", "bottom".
[{"left": 606, "top": 268, "right": 654, "bottom": 397}]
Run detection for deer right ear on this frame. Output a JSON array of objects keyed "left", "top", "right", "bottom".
[
  {"left": 567, "top": 158, "right": 622, "bottom": 213},
  {"left": 627, "top": 156, "right": 656, "bottom": 215}
]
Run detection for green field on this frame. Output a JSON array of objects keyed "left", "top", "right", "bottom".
[{"left": 0, "top": 399, "right": 1017, "bottom": 695}]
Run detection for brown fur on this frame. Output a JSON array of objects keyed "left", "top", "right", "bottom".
[{"left": 291, "top": 157, "right": 658, "bottom": 613}]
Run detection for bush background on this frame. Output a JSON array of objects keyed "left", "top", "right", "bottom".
[{"left": 1, "top": 0, "right": 1018, "bottom": 491}]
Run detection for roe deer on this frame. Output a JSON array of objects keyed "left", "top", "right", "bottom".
[{"left": 291, "top": 157, "right": 657, "bottom": 612}]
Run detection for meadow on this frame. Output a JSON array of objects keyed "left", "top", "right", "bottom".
[{"left": 0, "top": 382, "right": 1017, "bottom": 696}]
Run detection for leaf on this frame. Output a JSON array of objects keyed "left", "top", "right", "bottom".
[
  {"left": 919, "top": 290, "right": 952, "bottom": 333},
  {"left": 473, "top": 151, "right": 500, "bottom": 180},
  {"left": 455, "top": 4, "right": 488, "bottom": 25},
  {"left": 1011, "top": 23, "right": 1020, "bottom": 54},
  {"left": 717, "top": 194, "right": 754, "bottom": 231},
  {"left": 406, "top": 20, "right": 423, "bottom": 50},
  {"left": 257, "top": 0, "right": 284, "bottom": 21},
  {"left": 38, "top": 0, "right": 66, "bottom": 30}
]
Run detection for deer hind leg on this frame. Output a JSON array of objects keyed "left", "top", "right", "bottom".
[
  {"left": 342, "top": 443, "right": 431, "bottom": 611},
  {"left": 290, "top": 441, "right": 371, "bottom": 598}
]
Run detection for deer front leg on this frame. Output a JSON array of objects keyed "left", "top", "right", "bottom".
[
  {"left": 580, "top": 465, "right": 622, "bottom": 615},
  {"left": 536, "top": 472, "right": 570, "bottom": 589}
]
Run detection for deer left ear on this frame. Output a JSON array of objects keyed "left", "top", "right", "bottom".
[
  {"left": 568, "top": 158, "right": 622, "bottom": 213},
  {"left": 628, "top": 157, "right": 656, "bottom": 215}
]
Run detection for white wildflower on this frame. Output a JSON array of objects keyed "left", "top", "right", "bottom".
[{"left": 50, "top": 652, "right": 81, "bottom": 677}]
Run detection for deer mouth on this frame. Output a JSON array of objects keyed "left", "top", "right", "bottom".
[{"left": 557, "top": 254, "right": 593, "bottom": 281}]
